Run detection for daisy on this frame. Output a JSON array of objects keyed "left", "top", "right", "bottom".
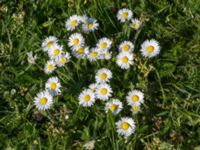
[
  {"left": 79, "top": 89, "right": 95, "bottom": 107},
  {"left": 96, "top": 38, "right": 112, "bottom": 51},
  {"left": 116, "top": 52, "right": 133, "bottom": 69},
  {"left": 72, "top": 46, "right": 89, "bottom": 59},
  {"left": 45, "top": 77, "right": 61, "bottom": 96},
  {"left": 68, "top": 33, "right": 85, "bottom": 48},
  {"left": 65, "top": 15, "right": 81, "bottom": 31},
  {"left": 78, "top": 15, "right": 88, "bottom": 23},
  {"left": 42, "top": 36, "right": 58, "bottom": 52},
  {"left": 56, "top": 52, "right": 71, "bottom": 67},
  {"left": 83, "top": 140, "right": 95, "bottom": 150},
  {"left": 126, "top": 89, "right": 144, "bottom": 106},
  {"left": 27, "top": 51, "right": 37, "bottom": 64},
  {"left": 34, "top": 90, "right": 53, "bottom": 110},
  {"left": 102, "top": 51, "right": 112, "bottom": 60},
  {"left": 96, "top": 83, "right": 112, "bottom": 100},
  {"left": 44, "top": 60, "right": 56, "bottom": 74},
  {"left": 89, "top": 83, "right": 99, "bottom": 92},
  {"left": 130, "top": 19, "right": 142, "bottom": 30},
  {"left": 82, "top": 18, "right": 99, "bottom": 32},
  {"left": 119, "top": 41, "right": 134, "bottom": 53},
  {"left": 48, "top": 44, "right": 63, "bottom": 59},
  {"left": 95, "top": 68, "right": 112, "bottom": 83},
  {"left": 87, "top": 48, "right": 101, "bottom": 61},
  {"left": 116, "top": 117, "right": 135, "bottom": 137},
  {"left": 131, "top": 104, "right": 141, "bottom": 114},
  {"left": 105, "top": 99, "right": 123, "bottom": 115},
  {"left": 117, "top": 8, "right": 133, "bottom": 23},
  {"left": 140, "top": 39, "right": 160, "bottom": 58}
]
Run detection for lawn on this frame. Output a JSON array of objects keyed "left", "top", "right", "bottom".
[{"left": 0, "top": 0, "right": 200, "bottom": 149}]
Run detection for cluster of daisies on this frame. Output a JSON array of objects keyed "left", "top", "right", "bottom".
[
  {"left": 116, "top": 8, "right": 160, "bottom": 69},
  {"left": 116, "top": 39, "right": 160, "bottom": 70},
  {"left": 79, "top": 68, "right": 113, "bottom": 107},
  {"left": 68, "top": 33, "right": 112, "bottom": 60},
  {"left": 34, "top": 76, "right": 61, "bottom": 110},
  {"left": 117, "top": 8, "right": 142, "bottom": 30},
  {"left": 32, "top": 8, "right": 161, "bottom": 138},
  {"left": 78, "top": 67, "right": 144, "bottom": 137},
  {"left": 66, "top": 14, "right": 114, "bottom": 61},
  {"left": 34, "top": 36, "right": 69, "bottom": 109},
  {"left": 65, "top": 11, "right": 160, "bottom": 70},
  {"left": 42, "top": 36, "right": 71, "bottom": 74},
  {"left": 65, "top": 15, "right": 99, "bottom": 32}
]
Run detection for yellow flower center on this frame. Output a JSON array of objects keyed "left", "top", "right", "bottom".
[
  {"left": 73, "top": 39, "right": 79, "bottom": 45},
  {"left": 109, "top": 104, "right": 117, "bottom": 112},
  {"left": 133, "top": 23, "right": 139, "bottom": 29},
  {"left": 50, "top": 82, "right": 57, "bottom": 90},
  {"left": 100, "top": 73, "right": 107, "bottom": 80},
  {"left": 146, "top": 45, "right": 154, "bottom": 53},
  {"left": 47, "top": 41, "right": 53, "bottom": 48},
  {"left": 83, "top": 95, "right": 90, "bottom": 102},
  {"left": 100, "top": 42, "right": 107, "bottom": 49},
  {"left": 123, "top": 44, "right": 130, "bottom": 51},
  {"left": 121, "top": 12, "right": 128, "bottom": 18},
  {"left": 133, "top": 105, "right": 139, "bottom": 113},
  {"left": 77, "top": 47, "right": 84, "bottom": 54},
  {"left": 121, "top": 56, "right": 128, "bottom": 63},
  {"left": 60, "top": 57, "right": 66, "bottom": 64},
  {"left": 48, "top": 64, "right": 53, "bottom": 71},
  {"left": 100, "top": 88, "right": 108, "bottom": 95},
  {"left": 70, "top": 20, "right": 77, "bottom": 26},
  {"left": 121, "top": 122, "right": 129, "bottom": 130},
  {"left": 90, "top": 51, "right": 98, "bottom": 57},
  {"left": 132, "top": 95, "right": 139, "bottom": 102},
  {"left": 53, "top": 49, "right": 60, "bottom": 56},
  {"left": 87, "top": 23, "right": 94, "bottom": 29},
  {"left": 40, "top": 97, "right": 47, "bottom": 105}
]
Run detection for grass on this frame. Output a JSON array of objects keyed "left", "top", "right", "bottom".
[{"left": 0, "top": 0, "right": 200, "bottom": 149}]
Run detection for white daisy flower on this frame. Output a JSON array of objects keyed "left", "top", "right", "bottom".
[
  {"left": 27, "top": 51, "right": 37, "bottom": 64},
  {"left": 48, "top": 44, "right": 63, "bottom": 59},
  {"left": 56, "top": 52, "right": 71, "bottom": 67},
  {"left": 96, "top": 38, "right": 112, "bottom": 51},
  {"left": 102, "top": 51, "right": 112, "bottom": 60},
  {"left": 117, "top": 8, "right": 133, "bottom": 23},
  {"left": 89, "top": 83, "right": 99, "bottom": 92},
  {"left": 116, "top": 117, "right": 135, "bottom": 137},
  {"left": 44, "top": 60, "right": 56, "bottom": 74},
  {"left": 82, "top": 18, "right": 99, "bottom": 32},
  {"left": 130, "top": 18, "right": 142, "bottom": 30},
  {"left": 119, "top": 41, "right": 134, "bottom": 53},
  {"left": 83, "top": 140, "right": 95, "bottom": 150},
  {"left": 79, "top": 15, "right": 88, "bottom": 23},
  {"left": 42, "top": 36, "right": 58, "bottom": 52},
  {"left": 140, "top": 39, "right": 160, "bottom": 58},
  {"left": 116, "top": 52, "right": 133, "bottom": 69},
  {"left": 95, "top": 68, "right": 112, "bottom": 83},
  {"left": 65, "top": 15, "right": 81, "bottom": 31},
  {"left": 72, "top": 46, "right": 89, "bottom": 59},
  {"left": 126, "top": 89, "right": 144, "bottom": 106},
  {"left": 45, "top": 77, "right": 61, "bottom": 96},
  {"left": 79, "top": 89, "right": 96, "bottom": 107},
  {"left": 96, "top": 83, "right": 112, "bottom": 101},
  {"left": 34, "top": 90, "right": 53, "bottom": 110},
  {"left": 131, "top": 103, "right": 141, "bottom": 114},
  {"left": 87, "top": 48, "right": 101, "bottom": 61},
  {"left": 68, "top": 33, "right": 85, "bottom": 48},
  {"left": 105, "top": 99, "right": 123, "bottom": 115}
]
